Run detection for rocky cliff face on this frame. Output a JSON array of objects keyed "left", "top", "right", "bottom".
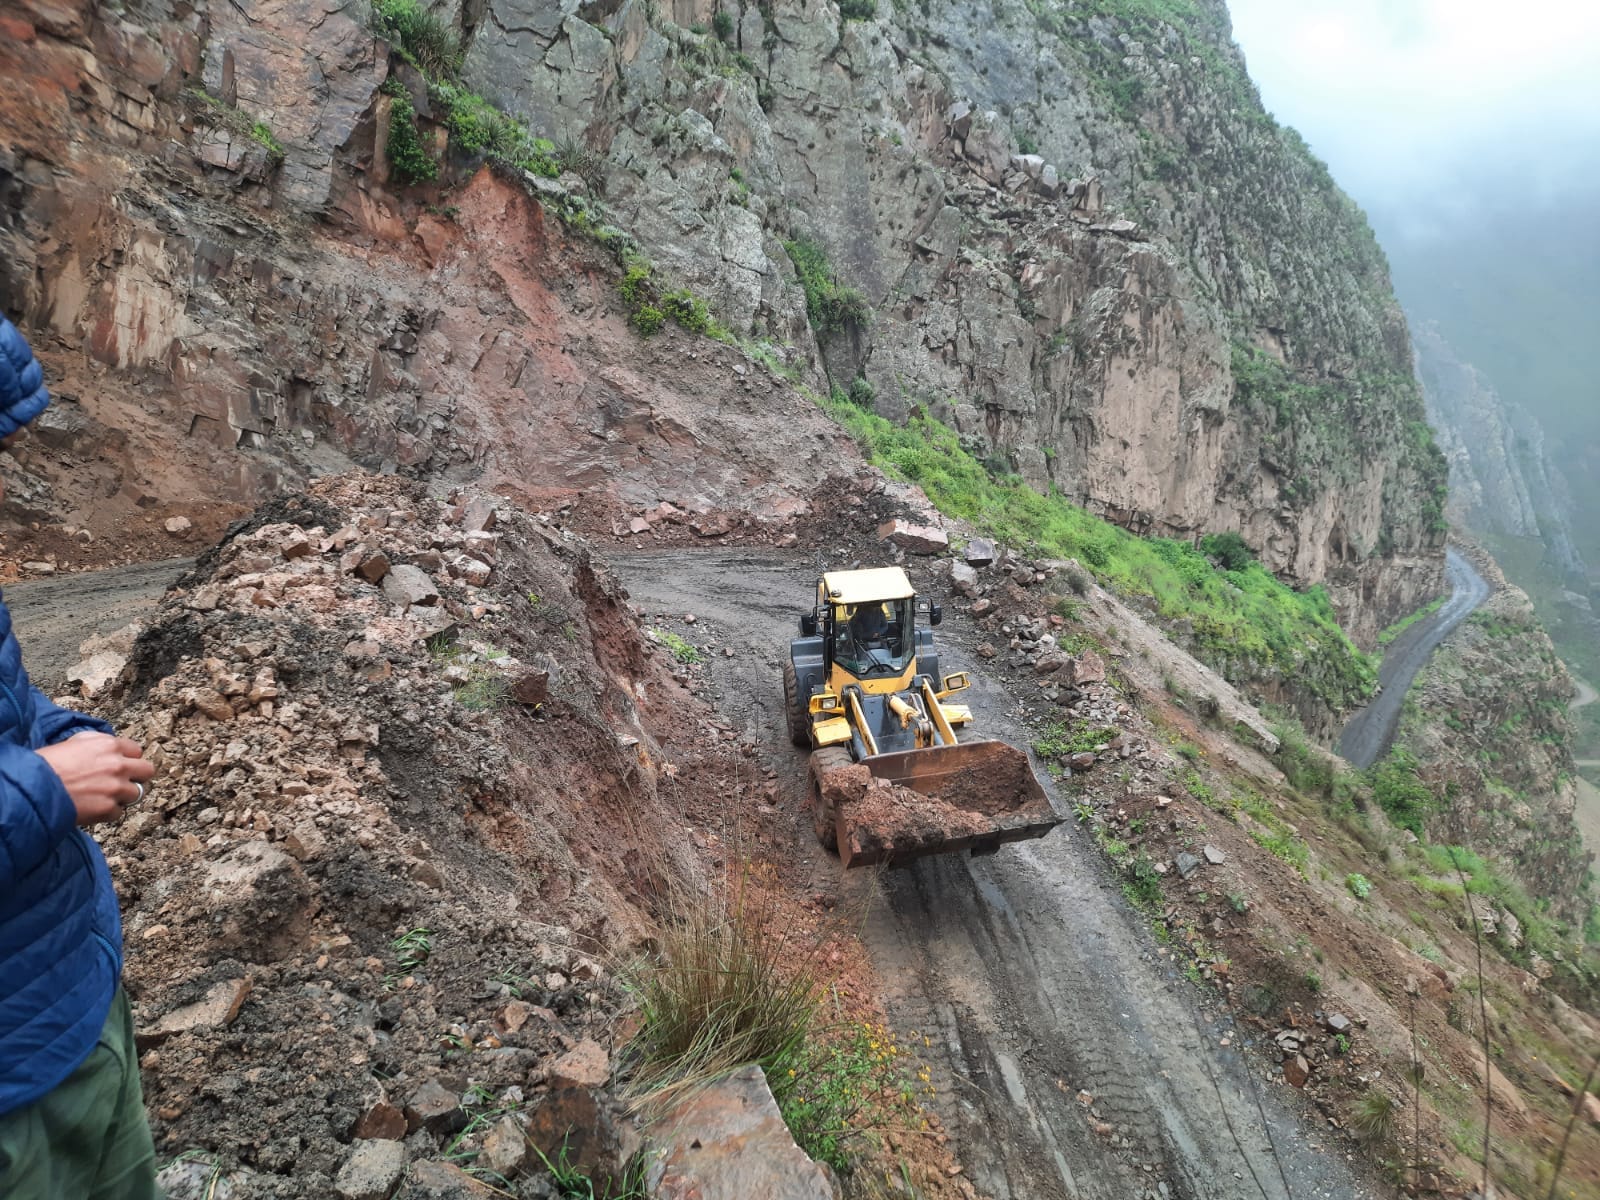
[
  {"left": 0, "top": 0, "right": 1442, "bottom": 646},
  {"left": 455, "top": 0, "right": 1447, "bottom": 641},
  {"left": 1416, "top": 323, "right": 1585, "bottom": 580}
]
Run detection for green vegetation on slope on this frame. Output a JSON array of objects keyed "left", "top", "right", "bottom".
[
  {"left": 784, "top": 237, "right": 870, "bottom": 339},
  {"left": 817, "top": 393, "right": 1375, "bottom": 710},
  {"left": 1232, "top": 345, "right": 1449, "bottom": 542},
  {"left": 1378, "top": 596, "right": 1445, "bottom": 647}
]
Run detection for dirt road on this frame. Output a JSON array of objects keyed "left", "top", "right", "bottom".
[
  {"left": 617, "top": 550, "right": 1380, "bottom": 1200},
  {"left": 8, "top": 548, "right": 1380, "bottom": 1196},
  {"left": 1337, "top": 549, "right": 1490, "bottom": 769},
  {"left": 2, "top": 558, "right": 193, "bottom": 688}
]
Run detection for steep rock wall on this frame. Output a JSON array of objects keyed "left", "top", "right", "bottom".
[
  {"left": 0, "top": 0, "right": 853, "bottom": 547},
  {"left": 1416, "top": 323, "right": 1585, "bottom": 580},
  {"left": 452, "top": 0, "right": 1446, "bottom": 642},
  {"left": 0, "top": 0, "right": 1444, "bottom": 651}
]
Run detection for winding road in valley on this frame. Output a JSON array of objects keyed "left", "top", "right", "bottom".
[
  {"left": 619, "top": 549, "right": 1378, "bottom": 1200},
  {"left": 1337, "top": 549, "right": 1491, "bottom": 769}
]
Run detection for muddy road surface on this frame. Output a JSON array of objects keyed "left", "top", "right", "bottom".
[
  {"left": 3, "top": 558, "right": 193, "bottom": 689},
  {"left": 617, "top": 549, "right": 1380, "bottom": 1200},
  {"left": 1338, "top": 550, "right": 1490, "bottom": 770}
]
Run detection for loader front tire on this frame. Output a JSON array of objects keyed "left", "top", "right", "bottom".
[
  {"left": 783, "top": 661, "right": 810, "bottom": 748},
  {"left": 807, "top": 746, "right": 853, "bottom": 853}
]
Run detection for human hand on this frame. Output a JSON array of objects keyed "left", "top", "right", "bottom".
[{"left": 37, "top": 733, "right": 155, "bottom": 827}]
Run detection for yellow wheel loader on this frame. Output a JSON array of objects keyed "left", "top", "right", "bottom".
[{"left": 783, "top": 566, "right": 1061, "bottom": 867}]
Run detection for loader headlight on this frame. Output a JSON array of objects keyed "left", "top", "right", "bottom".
[{"left": 819, "top": 696, "right": 839, "bottom": 710}]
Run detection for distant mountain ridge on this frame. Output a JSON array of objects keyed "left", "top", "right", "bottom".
[{"left": 1414, "top": 321, "right": 1586, "bottom": 582}]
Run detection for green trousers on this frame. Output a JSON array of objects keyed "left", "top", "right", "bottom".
[{"left": 0, "top": 987, "right": 163, "bottom": 1199}]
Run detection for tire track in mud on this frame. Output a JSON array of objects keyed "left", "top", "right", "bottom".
[{"left": 615, "top": 549, "right": 1383, "bottom": 1200}]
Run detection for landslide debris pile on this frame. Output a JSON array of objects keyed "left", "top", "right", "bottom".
[{"left": 85, "top": 473, "right": 709, "bottom": 1198}]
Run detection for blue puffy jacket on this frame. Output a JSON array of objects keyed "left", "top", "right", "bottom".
[
  {"left": 0, "top": 314, "right": 122, "bottom": 1117},
  {"left": 0, "top": 316, "right": 52, "bottom": 440}
]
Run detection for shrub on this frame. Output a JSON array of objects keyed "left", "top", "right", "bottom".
[
  {"left": 712, "top": 11, "right": 735, "bottom": 41},
  {"left": 1368, "top": 749, "right": 1435, "bottom": 836},
  {"left": 838, "top": 0, "right": 876, "bottom": 18},
  {"left": 430, "top": 82, "right": 561, "bottom": 177},
  {"left": 846, "top": 375, "right": 875, "bottom": 408},
  {"left": 380, "top": 81, "right": 438, "bottom": 184},
  {"left": 372, "top": 0, "right": 463, "bottom": 78},
  {"left": 620, "top": 257, "right": 652, "bottom": 306},
  {"left": 784, "top": 237, "right": 871, "bottom": 338},
  {"left": 248, "top": 122, "right": 285, "bottom": 163},
  {"left": 772, "top": 1020, "right": 925, "bottom": 1172},
  {"left": 1199, "top": 531, "right": 1254, "bottom": 572},
  {"left": 1350, "top": 1088, "right": 1397, "bottom": 1141},
  {"left": 630, "top": 305, "right": 665, "bottom": 336},
  {"left": 1346, "top": 872, "right": 1373, "bottom": 900},
  {"left": 660, "top": 289, "right": 713, "bottom": 334}
]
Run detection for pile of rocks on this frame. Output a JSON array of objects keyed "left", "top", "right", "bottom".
[
  {"left": 70, "top": 473, "right": 726, "bottom": 1199},
  {"left": 1273, "top": 1011, "right": 1358, "bottom": 1091}
]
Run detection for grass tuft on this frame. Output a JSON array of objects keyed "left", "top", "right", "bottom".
[{"left": 621, "top": 871, "right": 820, "bottom": 1110}]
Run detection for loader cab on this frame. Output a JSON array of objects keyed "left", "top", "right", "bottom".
[{"left": 792, "top": 567, "right": 942, "bottom": 698}]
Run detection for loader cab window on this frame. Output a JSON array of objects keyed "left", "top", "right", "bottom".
[{"left": 833, "top": 598, "right": 915, "bottom": 677}]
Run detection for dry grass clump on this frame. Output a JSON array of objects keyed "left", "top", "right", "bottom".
[{"left": 621, "top": 867, "right": 823, "bottom": 1109}]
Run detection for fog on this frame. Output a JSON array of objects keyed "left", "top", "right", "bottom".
[{"left": 1226, "top": 0, "right": 1600, "bottom": 239}]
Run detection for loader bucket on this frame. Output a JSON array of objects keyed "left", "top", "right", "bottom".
[{"left": 826, "top": 740, "right": 1061, "bottom": 868}]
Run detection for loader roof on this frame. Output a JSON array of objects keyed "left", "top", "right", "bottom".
[{"left": 821, "top": 566, "right": 915, "bottom": 604}]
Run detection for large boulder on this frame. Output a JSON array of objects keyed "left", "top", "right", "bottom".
[{"left": 646, "top": 1065, "right": 834, "bottom": 1199}]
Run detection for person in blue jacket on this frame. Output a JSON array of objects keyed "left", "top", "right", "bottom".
[{"left": 0, "top": 314, "right": 160, "bottom": 1199}]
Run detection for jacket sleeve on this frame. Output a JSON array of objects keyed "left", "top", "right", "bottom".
[
  {"left": 0, "top": 739, "right": 77, "bottom": 893},
  {"left": 27, "top": 686, "right": 115, "bottom": 747}
]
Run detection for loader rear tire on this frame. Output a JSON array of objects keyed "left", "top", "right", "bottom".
[
  {"left": 783, "top": 661, "right": 810, "bottom": 748},
  {"left": 807, "top": 746, "right": 853, "bottom": 853}
]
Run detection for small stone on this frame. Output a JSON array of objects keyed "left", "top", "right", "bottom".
[
  {"left": 965, "top": 538, "right": 996, "bottom": 568},
  {"left": 493, "top": 999, "right": 534, "bottom": 1035},
  {"left": 164, "top": 516, "right": 193, "bottom": 538},
  {"left": 354, "top": 551, "right": 391, "bottom": 584},
  {"left": 1203, "top": 845, "right": 1226, "bottom": 866},
  {"left": 950, "top": 561, "right": 980, "bottom": 597},
  {"left": 334, "top": 1138, "right": 408, "bottom": 1200},
  {"left": 876, "top": 519, "right": 949, "bottom": 555},
  {"left": 1069, "top": 651, "right": 1107, "bottom": 685},
  {"left": 511, "top": 671, "right": 549, "bottom": 706},
  {"left": 137, "top": 977, "right": 252, "bottom": 1049},
  {"left": 1069, "top": 752, "right": 1096, "bottom": 770},
  {"left": 185, "top": 687, "right": 234, "bottom": 722},
  {"left": 406, "top": 1161, "right": 498, "bottom": 1196},
  {"left": 480, "top": 1115, "right": 531, "bottom": 1179},
  {"left": 281, "top": 530, "right": 313, "bottom": 559},
  {"left": 353, "top": 1101, "right": 408, "bottom": 1141},
  {"left": 1282, "top": 1055, "right": 1311, "bottom": 1088},
  {"left": 405, "top": 1078, "right": 467, "bottom": 1136},
  {"left": 1174, "top": 852, "right": 1201, "bottom": 879},
  {"left": 383, "top": 564, "right": 440, "bottom": 607},
  {"left": 1325, "top": 1013, "right": 1352, "bottom": 1035},
  {"left": 548, "top": 1039, "right": 610, "bottom": 1090}
]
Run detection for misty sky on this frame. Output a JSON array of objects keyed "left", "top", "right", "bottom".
[{"left": 1226, "top": 0, "right": 1600, "bottom": 236}]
